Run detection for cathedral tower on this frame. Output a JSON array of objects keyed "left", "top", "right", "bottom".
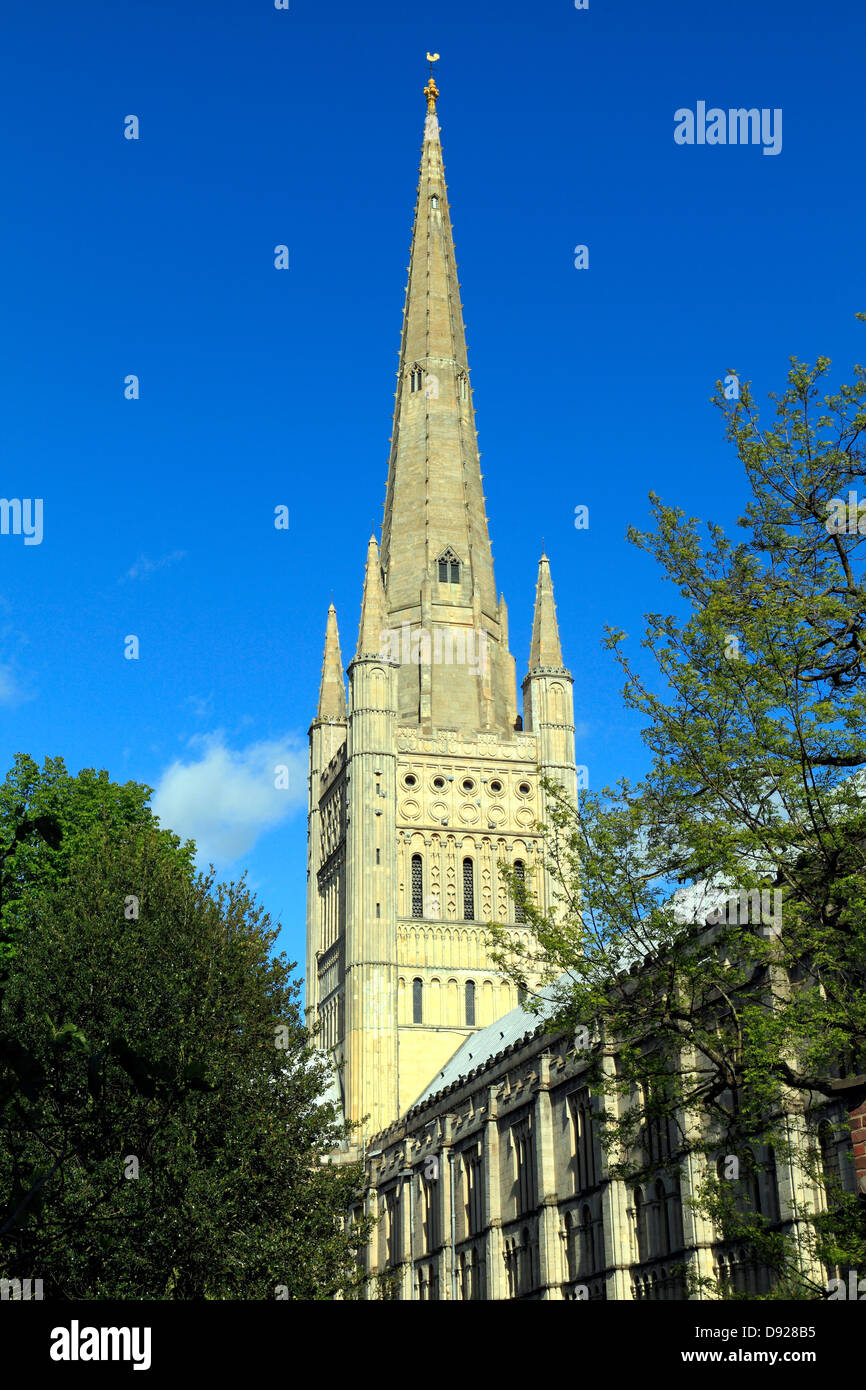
[{"left": 306, "top": 66, "right": 578, "bottom": 1143}]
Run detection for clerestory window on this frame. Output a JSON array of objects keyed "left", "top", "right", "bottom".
[
  {"left": 413, "top": 977, "right": 423, "bottom": 1024},
  {"left": 465, "top": 979, "right": 476, "bottom": 1027}
]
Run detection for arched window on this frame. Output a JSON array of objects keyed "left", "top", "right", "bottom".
[
  {"left": 569, "top": 1089, "right": 596, "bottom": 1192},
  {"left": 764, "top": 1145, "right": 780, "bottom": 1223},
  {"left": 643, "top": 1075, "right": 676, "bottom": 1163},
  {"left": 514, "top": 1121, "right": 535, "bottom": 1215},
  {"left": 634, "top": 1187, "right": 648, "bottom": 1263},
  {"left": 437, "top": 547, "right": 461, "bottom": 584},
  {"left": 422, "top": 1175, "right": 439, "bottom": 1254},
  {"left": 742, "top": 1148, "right": 762, "bottom": 1215},
  {"left": 431, "top": 194, "right": 439, "bottom": 209},
  {"left": 411, "top": 854, "right": 423, "bottom": 918},
  {"left": 462, "top": 1147, "right": 484, "bottom": 1236},
  {"left": 462, "top": 858, "right": 475, "bottom": 920},
  {"left": 653, "top": 1178, "right": 671, "bottom": 1256},
  {"left": 564, "top": 1211, "right": 577, "bottom": 1281},
  {"left": 465, "top": 979, "right": 476, "bottom": 1026},
  {"left": 409, "top": 366, "right": 424, "bottom": 392},
  {"left": 579, "top": 1203, "right": 594, "bottom": 1277},
  {"left": 513, "top": 859, "right": 526, "bottom": 923},
  {"left": 594, "top": 1209, "right": 606, "bottom": 1273},
  {"left": 412, "top": 977, "right": 423, "bottom": 1024},
  {"left": 385, "top": 1187, "right": 401, "bottom": 1266},
  {"left": 818, "top": 1121, "right": 837, "bottom": 1197},
  {"left": 662, "top": 1176, "right": 685, "bottom": 1254},
  {"left": 520, "top": 1226, "right": 531, "bottom": 1295}
]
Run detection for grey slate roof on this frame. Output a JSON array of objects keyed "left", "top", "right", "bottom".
[{"left": 412, "top": 991, "right": 559, "bottom": 1109}]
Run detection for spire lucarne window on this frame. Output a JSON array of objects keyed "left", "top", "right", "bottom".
[{"left": 438, "top": 548, "right": 461, "bottom": 584}]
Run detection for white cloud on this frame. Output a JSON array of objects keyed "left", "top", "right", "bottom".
[
  {"left": 152, "top": 733, "right": 307, "bottom": 864},
  {"left": 0, "top": 662, "right": 28, "bottom": 706},
  {"left": 184, "top": 693, "right": 214, "bottom": 720},
  {"left": 120, "top": 551, "right": 186, "bottom": 583}
]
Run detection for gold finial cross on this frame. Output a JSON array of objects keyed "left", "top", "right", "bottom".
[{"left": 424, "top": 51, "right": 440, "bottom": 112}]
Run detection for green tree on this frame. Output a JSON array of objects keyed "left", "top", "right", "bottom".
[
  {"left": 0, "top": 764, "right": 368, "bottom": 1299},
  {"left": 0, "top": 753, "right": 195, "bottom": 971},
  {"left": 494, "top": 336, "right": 866, "bottom": 1298}
]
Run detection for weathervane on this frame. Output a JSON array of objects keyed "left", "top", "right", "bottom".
[{"left": 424, "top": 51, "right": 440, "bottom": 112}]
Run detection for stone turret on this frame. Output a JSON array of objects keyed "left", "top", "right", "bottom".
[
  {"left": 306, "top": 604, "right": 348, "bottom": 1045},
  {"left": 522, "top": 554, "right": 578, "bottom": 910},
  {"left": 344, "top": 538, "right": 400, "bottom": 1137}
]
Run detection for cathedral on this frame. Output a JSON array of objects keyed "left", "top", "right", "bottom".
[
  {"left": 306, "top": 64, "right": 576, "bottom": 1142},
  {"left": 306, "top": 69, "right": 864, "bottom": 1300}
]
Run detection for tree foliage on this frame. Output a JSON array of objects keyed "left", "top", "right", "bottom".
[
  {"left": 494, "top": 336, "right": 866, "bottom": 1297},
  {"left": 0, "top": 753, "right": 195, "bottom": 971},
  {"left": 0, "top": 759, "right": 368, "bottom": 1299}
]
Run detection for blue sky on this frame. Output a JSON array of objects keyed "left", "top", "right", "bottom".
[{"left": 2, "top": 0, "right": 864, "bottom": 988}]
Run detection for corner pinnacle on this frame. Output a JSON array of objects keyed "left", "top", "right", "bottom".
[
  {"left": 528, "top": 553, "right": 564, "bottom": 670},
  {"left": 316, "top": 603, "right": 347, "bottom": 720},
  {"left": 356, "top": 536, "right": 388, "bottom": 659}
]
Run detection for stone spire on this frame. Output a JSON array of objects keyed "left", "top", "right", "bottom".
[
  {"left": 379, "top": 68, "right": 497, "bottom": 622},
  {"left": 528, "top": 553, "right": 565, "bottom": 670},
  {"left": 355, "top": 535, "right": 388, "bottom": 660},
  {"left": 316, "top": 603, "right": 347, "bottom": 720}
]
